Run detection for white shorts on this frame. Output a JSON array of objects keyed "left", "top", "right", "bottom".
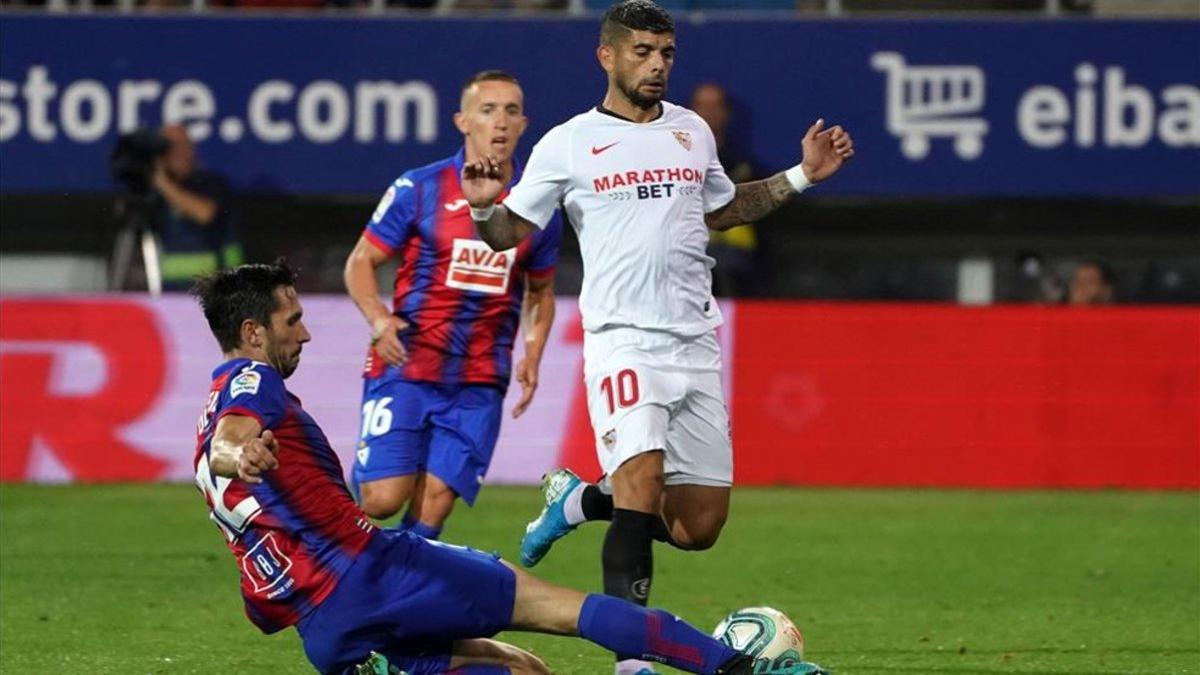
[{"left": 583, "top": 327, "right": 732, "bottom": 488}]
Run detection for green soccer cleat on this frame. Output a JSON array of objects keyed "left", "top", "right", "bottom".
[
  {"left": 761, "top": 660, "right": 831, "bottom": 675},
  {"left": 519, "top": 469, "right": 583, "bottom": 567},
  {"left": 353, "top": 651, "right": 407, "bottom": 675}
]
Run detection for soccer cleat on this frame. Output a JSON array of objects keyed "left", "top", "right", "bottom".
[
  {"left": 353, "top": 651, "right": 407, "bottom": 675},
  {"left": 715, "top": 654, "right": 831, "bottom": 675},
  {"left": 770, "top": 661, "right": 831, "bottom": 675},
  {"left": 519, "top": 469, "right": 583, "bottom": 567}
]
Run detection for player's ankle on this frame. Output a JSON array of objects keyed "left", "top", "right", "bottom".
[
  {"left": 564, "top": 482, "right": 610, "bottom": 526},
  {"left": 712, "top": 653, "right": 755, "bottom": 675}
]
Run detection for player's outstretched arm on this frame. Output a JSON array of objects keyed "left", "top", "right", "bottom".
[
  {"left": 706, "top": 119, "right": 854, "bottom": 232},
  {"left": 211, "top": 415, "right": 279, "bottom": 484},
  {"left": 461, "top": 155, "right": 536, "bottom": 251}
]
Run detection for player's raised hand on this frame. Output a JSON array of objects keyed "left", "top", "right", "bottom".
[
  {"left": 460, "top": 154, "right": 506, "bottom": 209},
  {"left": 800, "top": 119, "right": 855, "bottom": 184},
  {"left": 512, "top": 357, "right": 539, "bottom": 419},
  {"left": 237, "top": 429, "right": 279, "bottom": 484},
  {"left": 371, "top": 315, "right": 409, "bottom": 367}
]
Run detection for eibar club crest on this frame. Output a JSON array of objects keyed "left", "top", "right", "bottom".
[{"left": 672, "top": 130, "right": 692, "bottom": 151}]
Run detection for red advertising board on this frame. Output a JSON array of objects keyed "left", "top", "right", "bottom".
[
  {"left": 1, "top": 296, "right": 1196, "bottom": 489},
  {"left": 729, "top": 303, "right": 1199, "bottom": 489}
]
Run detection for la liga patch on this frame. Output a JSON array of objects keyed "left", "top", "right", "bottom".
[
  {"left": 230, "top": 370, "right": 262, "bottom": 398},
  {"left": 371, "top": 185, "right": 396, "bottom": 224}
]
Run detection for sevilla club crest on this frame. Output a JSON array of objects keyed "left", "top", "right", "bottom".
[{"left": 672, "top": 130, "right": 692, "bottom": 151}]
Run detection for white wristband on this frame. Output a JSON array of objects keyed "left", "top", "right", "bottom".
[
  {"left": 785, "top": 165, "right": 812, "bottom": 193},
  {"left": 470, "top": 204, "right": 496, "bottom": 222}
]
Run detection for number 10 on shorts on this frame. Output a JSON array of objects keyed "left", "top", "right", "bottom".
[{"left": 600, "top": 369, "right": 640, "bottom": 415}]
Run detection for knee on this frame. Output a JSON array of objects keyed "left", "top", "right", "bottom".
[
  {"left": 672, "top": 513, "right": 727, "bottom": 551},
  {"left": 358, "top": 484, "right": 408, "bottom": 520}
]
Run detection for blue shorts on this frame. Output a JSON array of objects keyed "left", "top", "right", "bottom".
[
  {"left": 297, "top": 530, "right": 517, "bottom": 675},
  {"left": 353, "top": 378, "right": 504, "bottom": 504}
]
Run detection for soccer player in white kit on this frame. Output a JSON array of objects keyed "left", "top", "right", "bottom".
[{"left": 462, "top": 3, "right": 854, "bottom": 673}]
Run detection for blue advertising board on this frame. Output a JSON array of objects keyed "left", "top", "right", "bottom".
[{"left": 0, "top": 15, "right": 1197, "bottom": 196}]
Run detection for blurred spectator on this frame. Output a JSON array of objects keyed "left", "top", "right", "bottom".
[
  {"left": 1015, "top": 250, "right": 1066, "bottom": 304},
  {"left": 154, "top": 125, "right": 241, "bottom": 289},
  {"left": 691, "top": 82, "right": 761, "bottom": 297},
  {"left": 117, "top": 125, "right": 241, "bottom": 291},
  {"left": 1068, "top": 259, "right": 1116, "bottom": 305}
]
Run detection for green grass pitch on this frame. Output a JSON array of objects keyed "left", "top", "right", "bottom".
[{"left": 1, "top": 484, "right": 1197, "bottom": 674}]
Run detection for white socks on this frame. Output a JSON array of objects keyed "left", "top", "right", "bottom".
[{"left": 563, "top": 481, "right": 589, "bottom": 526}]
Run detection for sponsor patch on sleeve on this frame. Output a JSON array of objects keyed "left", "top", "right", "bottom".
[
  {"left": 371, "top": 185, "right": 397, "bottom": 224},
  {"left": 230, "top": 370, "right": 262, "bottom": 398}
]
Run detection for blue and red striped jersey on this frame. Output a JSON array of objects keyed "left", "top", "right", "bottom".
[
  {"left": 193, "top": 359, "right": 375, "bottom": 634},
  {"left": 362, "top": 148, "right": 562, "bottom": 389}
]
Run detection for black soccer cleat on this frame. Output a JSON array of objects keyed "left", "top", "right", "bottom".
[
  {"left": 714, "top": 653, "right": 832, "bottom": 675},
  {"left": 714, "top": 653, "right": 756, "bottom": 675}
]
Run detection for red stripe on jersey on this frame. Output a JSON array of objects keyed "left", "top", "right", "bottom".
[
  {"left": 526, "top": 266, "right": 557, "bottom": 280},
  {"left": 461, "top": 291, "right": 511, "bottom": 383},
  {"left": 390, "top": 230, "right": 424, "bottom": 313},
  {"left": 449, "top": 270, "right": 508, "bottom": 286},
  {"left": 402, "top": 166, "right": 469, "bottom": 382},
  {"left": 363, "top": 229, "right": 397, "bottom": 256},
  {"left": 363, "top": 346, "right": 387, "bottom": 379}
]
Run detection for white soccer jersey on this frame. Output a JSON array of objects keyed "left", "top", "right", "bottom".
[{"left": 504, "top": 101, "right": 737, "bottom": 336}]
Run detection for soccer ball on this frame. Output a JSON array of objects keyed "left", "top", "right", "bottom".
[{"left": 713, "top": 607, "right": 805, "bottom": 667}]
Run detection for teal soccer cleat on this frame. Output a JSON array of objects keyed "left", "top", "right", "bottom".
[
  {"left": 519, "top": 469, "right": 583, "bottom": 567},
  {"left": 760, "top": 660, "right": 831, "bottom": 675},
  {"left": 353, "top": 651, "right": 407, "bottom": 675}
]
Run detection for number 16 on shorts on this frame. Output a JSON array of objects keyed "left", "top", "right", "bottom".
[{"left": 361, "top": 396, "right": 394, "bottom": 439}]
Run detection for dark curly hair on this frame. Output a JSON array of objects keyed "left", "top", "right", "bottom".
[
  {"left": 191, "top": 258, "right": 298, "bottom": 352},
  {"left": 601, "top": 0, "right": 674, "bottom": 46}
]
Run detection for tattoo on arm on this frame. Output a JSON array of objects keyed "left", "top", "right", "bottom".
[
  {"left": 475, "top": 206, "right": 532, "bottom": 251},
  {"left": 705, "top": 172, "right": 795, "bottom": 231}
]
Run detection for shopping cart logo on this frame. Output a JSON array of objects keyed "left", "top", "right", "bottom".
[{"left": 871, "top": 52, "right": 989, "bottom": 161}]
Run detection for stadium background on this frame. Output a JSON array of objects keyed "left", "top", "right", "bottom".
[{"left": 0, "top": 1, "right": 1197, "bottom": 673}]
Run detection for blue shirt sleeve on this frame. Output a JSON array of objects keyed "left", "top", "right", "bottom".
[
  {"left": 219, "top": 362, "right": 289, "bottom": 430},
  {"left": 364, "top": 174, "right": 419, "bottom": 254},
  {"left": 527, "top": 209, "right": 563, "bottom": 276}
]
